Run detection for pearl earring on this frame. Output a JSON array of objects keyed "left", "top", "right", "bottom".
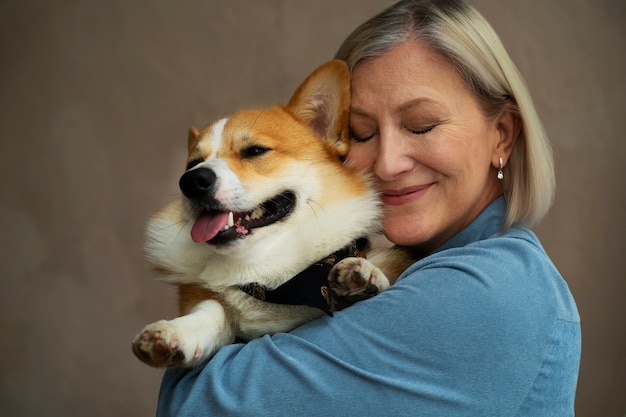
[{"left": 497, "top": 157, "right": 504, "bottom": 180}]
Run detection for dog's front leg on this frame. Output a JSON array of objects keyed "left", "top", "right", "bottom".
[{"left": 132, "top": 299, "right": 235, "bottom": 368}]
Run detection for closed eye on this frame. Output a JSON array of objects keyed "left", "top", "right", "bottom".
[
  {"left": 240, "top": 145, "right": 271, "bottom": 159},
  {"left": 408, "top": 125, "right": 435, "bottom": 135},
  {"left": 350, "top": 129, "right": 377, "bottom": 143},
  {"left": 351, "top": 134, "right": 375, "bottom": 143}
]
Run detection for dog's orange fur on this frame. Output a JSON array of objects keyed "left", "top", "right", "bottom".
[{"left": 132, "top": 61, "right": 413, "bottom": 368}]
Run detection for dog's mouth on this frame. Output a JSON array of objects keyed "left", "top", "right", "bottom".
[{"left": 190, "top": 191, "right": 296, "bottom": 245}]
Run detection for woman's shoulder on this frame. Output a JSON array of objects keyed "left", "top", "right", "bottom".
[{"left": 396, "top": 226, "right": 579, "bottom": 323}]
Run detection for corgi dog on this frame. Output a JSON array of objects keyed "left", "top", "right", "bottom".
[{"left": 132, "top": 60, "right": 412, "bottom": 368}]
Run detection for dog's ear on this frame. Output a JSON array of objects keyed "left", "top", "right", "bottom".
[
  {"left": 286, "top": 60, "right": 351, "bottom": 157},
  {"left": 188, "top": 126, "right": 201, "bottom": 154}
]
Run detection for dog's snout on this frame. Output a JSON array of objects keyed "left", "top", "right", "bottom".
[{"left": 179, "top": 168, "right": 216, "bottom": 199}]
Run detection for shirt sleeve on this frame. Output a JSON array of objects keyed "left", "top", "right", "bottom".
[{"left": 156, "top": 241, "right": 579, "bottom": 417}]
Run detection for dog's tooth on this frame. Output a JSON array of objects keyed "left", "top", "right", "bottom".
[
  {"left": 244, "top": 214, "right": 251, "bottom": 221},
  {"left": 227, "top": 212, "right": 234, "bottom": 227},
  {"left": 251, "top": 207, "right": 263, "bottom": 220}
]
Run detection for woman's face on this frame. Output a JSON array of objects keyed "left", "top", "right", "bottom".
[{"left": 348, "top": 40, "right": 512, "bottom": 254}]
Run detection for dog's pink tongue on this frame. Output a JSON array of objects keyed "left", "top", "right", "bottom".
[{"left": 191, "top": 212, "right": 229, "bottom": 243}]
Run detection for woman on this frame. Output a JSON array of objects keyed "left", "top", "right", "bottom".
[{"left": 156, "top": 1, "right": 580, "bottom": 415}]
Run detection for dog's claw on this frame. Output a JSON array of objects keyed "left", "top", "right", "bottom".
[
  {"left": 132, "top": 322, "right": 186, "bottom": 368},
  {"left": 328, "top": 257, "right": 389, "bottom": 301}
]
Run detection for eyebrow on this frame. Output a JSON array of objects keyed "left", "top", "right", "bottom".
[
  {"left": 399, "top": 97, "right": 446, "bottom": 113},
  {"left": 351, "top": 97, "right": 445, "bottom": 118}
]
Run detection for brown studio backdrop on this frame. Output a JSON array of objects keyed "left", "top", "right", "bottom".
[{"left": 0, "top": 1, "right": 624, "bottom": 416}]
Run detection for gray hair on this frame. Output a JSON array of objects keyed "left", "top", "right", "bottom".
[{"left": 335, "top": 0, "right": 555, "bottom": 228}]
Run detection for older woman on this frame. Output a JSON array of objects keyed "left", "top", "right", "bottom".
[{"left": 156, "top": 1, "right": 580, "bottom": 415}]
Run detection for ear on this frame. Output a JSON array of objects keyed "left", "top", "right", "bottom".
[
  {"left": 285, "top": 60, "right": 351, "bottom": 156},
  {"left": 188, "top": 126, "right": 201, "bottom": 154},
  {"left": 491, "top": 106, "right": 521, "bottom": 167}
]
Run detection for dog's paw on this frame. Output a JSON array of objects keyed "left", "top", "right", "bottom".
[
  {"left": 132, "top": 320, "right": 200, "bottom": 368},
  {"left": 329, "top": 257, "right": 390, "bottom": 298}
]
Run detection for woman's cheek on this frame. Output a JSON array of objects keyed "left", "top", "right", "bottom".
[{"left": 346, "top": 143, "right": 374, "bottom": 171}]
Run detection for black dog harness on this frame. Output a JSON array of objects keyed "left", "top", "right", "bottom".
[{"left": 239, "top": 238, "right": 368, "bottom": 316}]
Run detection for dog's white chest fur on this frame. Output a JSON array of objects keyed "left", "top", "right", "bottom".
[{"left": 131, "top": 60, "right": 407, "bottom": 368}]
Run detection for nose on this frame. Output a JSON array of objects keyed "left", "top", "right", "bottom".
[
  {"left": 179, "top": 168, "right": 217, "bottom": 200},
  {"left": 372, "top": 130, "right": 415, "bottom": 181}
]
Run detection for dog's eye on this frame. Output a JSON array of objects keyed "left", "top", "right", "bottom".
[
  {"left": 186, "top": 158, "right": 204, "bottom": 170},
  {"left": 240, "top": 146, "right": 270, "bottom": 159}
]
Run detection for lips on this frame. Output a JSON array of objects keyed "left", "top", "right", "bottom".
[
  {"left": 190, "top": 191, "right": 296, "bottom": 245},
  {"left": 381, "top": 183, "right": 433, "bottom": 206}
]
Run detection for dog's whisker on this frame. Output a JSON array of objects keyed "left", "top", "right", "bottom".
[
  {"left": 172, "top": 220, "right": 189, "bottom": 243},
  {"left": 305, "top": 199, "right": 325, "bottom": 220},
  {"left": 132, "top": 61, "right": 409, "bottom": 370},
  {"left": 156, "top": 219, "right": 189, "bottom": 247}
]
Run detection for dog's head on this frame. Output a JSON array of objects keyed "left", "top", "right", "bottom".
[{"left": 177, "top": 60, "right": 358, "bottom": 251}]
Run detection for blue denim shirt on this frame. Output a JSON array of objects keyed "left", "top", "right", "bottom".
[{"left": 157, "top": 197, "right": 581, "bottom": 416}]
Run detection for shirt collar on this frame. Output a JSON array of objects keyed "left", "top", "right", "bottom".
[{"left": 432, "top": 196, "right": 506, "bottom": 255}]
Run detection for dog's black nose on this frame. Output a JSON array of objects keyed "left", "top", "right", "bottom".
[{"left": 179, "top": 168, "right": 217, "bottom": 200}]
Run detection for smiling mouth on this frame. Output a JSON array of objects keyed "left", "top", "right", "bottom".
[
  {"left": 190, "top": 191, "right": 296, "bottom": 245},
  {"left": 381, "top": 183, "right": 433, "bottom": 205}
]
